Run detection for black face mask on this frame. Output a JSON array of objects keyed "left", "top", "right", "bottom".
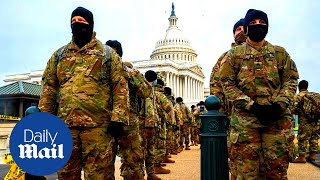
[
  {"left": 247, "top": 24, "right": 268, "bottom": 42},
  {"left": 71, "top": 22, "right": 93, "bottom": 48},
  {"left": 199, "top": 106, "right": 205, "bottom": 112}
]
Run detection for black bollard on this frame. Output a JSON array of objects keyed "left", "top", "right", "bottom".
[{"left": 200, "top": 95, "right": 229, "bottom": 180}]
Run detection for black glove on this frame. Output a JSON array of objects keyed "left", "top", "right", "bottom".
[
  {"left": 251, "top": 102, "right": 264, "bottom": 118},
  {"left": 269, "top": 102, "right": 283, "bottom": 120},
  {"left": 107, "top": 121, "right": 125, "bottom": 138},
  {"left": 251, "top": 102, "right": 283, "bottom": 125},
  {"left": 251, "top": 102, "right": 271, "bottom": 125},
  {"left": 271, "top": 102, "right": 283, "bottom": 114}
]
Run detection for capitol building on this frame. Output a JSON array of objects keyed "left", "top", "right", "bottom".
[{"left": 3, "top": 3, "right": 207, "bottom": 106}]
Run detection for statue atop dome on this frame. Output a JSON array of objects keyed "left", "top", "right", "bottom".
[{"left": 171, "top": 2, "right": 175, "bottom": 16}]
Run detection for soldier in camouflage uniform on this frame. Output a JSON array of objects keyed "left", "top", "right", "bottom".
[
  {"left": 38, "top": 7, "right": 130, "bottom": 180},
  {"left": 210, "top": 18, "right": 246, "bottom": 115},
  {"left": 164, "top": 87, "right": 179, "bottom": 155},
  {"left": 162, "top": 87, "right": 177, "bottom": 162},
  {"left": 116, "top": 60, "right": 153, "bottom": 179},
  {"left": 293, "top": 80, "right": 320, "bottom": 163},
  {"left": 209, "top": 18, "right": 246, "bottom": 179},
  {"left": 220, "top": 9, "right": 299, "bottom": 179},
  {"left": 173, "top": 98, "right": 183, "bottom": 152},
  {"left": 138, "top": 70, "right": 162, "bottom": 180},
  {"left": 154, "top": 79, "right": 173, "bottom": 174},
  {"left": 190, "top": 105, "right": 200, "bottom": 146},
  {"left": 176, "top": 97, "right": 192, "bottom": 150}
]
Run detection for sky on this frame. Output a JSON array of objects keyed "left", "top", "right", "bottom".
[{"left": 0, "top": 0, "right": 320, "bottom": 92}]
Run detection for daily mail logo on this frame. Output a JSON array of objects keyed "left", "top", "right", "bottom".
[
  {"left": 18, "top": 129, "right": 64, "bottom": 159},
  {"left": 10, "top": 112, "right": 72, "bottom": 176}
]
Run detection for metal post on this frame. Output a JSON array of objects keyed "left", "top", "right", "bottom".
[{"left": 200, "top": 95, "right": 229, "bottom": 180}]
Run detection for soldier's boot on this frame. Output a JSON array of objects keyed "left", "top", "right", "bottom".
[
  {"left": 307, "top": 153, "right": 317, "bottom": 161},
  {"left": 154, "top": 165, "right": 170, "bottom": 174},
  {"left": 178, "top": 146, "right": 184, "bottom": 152},
  {"left": 160, "top": 163, "right": 166, "bottom": 167},
  {"left": 163, "top": 155, "right": 175, "bottom": 163},
  {"left": 190, "top": 141, "right": 195, "bottom": 146},
  {"left": 194, "top": 141, "right": 198, "bottom": 146},
  {"left": 177, "top": 148, "right": 182, "bottom": 153},
  {"left": 147, "top": 174, "right": 161, "bottom": 180},
  {"left": 293, "top": 154, "right": 306, "bottom": 163},
  {"left": 171, "top": 150, "right": 178, "bottom": 155},
  {"left": 185, "top": 146, "right": 191, "bottom": 150},
  {"left": 167, "top": 154, "right": 172, "bottom": 158}
]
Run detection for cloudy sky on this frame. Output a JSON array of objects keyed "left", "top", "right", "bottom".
[{"left": 1, "top": 0, "right": 319, "bottom": 92}]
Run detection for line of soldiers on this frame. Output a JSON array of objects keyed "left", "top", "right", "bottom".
[
  {"left": 292, "top": 80, "right": 320, "bottom": 163},
  {"left": 37, "top": 6, "right": 205, "bottom": 180},
  {"left": 210, "top": 9, "right": 299, "bottom": 180}
]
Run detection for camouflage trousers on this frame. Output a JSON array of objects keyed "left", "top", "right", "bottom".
[
  {"left": 58, "top": 127, "right": 114, "bottom": 180},
  {"left": 166, "top": 125, "right": 174, "bottom": 154},
  {"left": 179, "top": 125, "right": 190, "bottom": 147},
  {"left": 190, "top": 126, "right": 199, "bottom": 143},
  {"left": 229, "top": 113, "right": 293, "bottom": 180},
  {"left": 226, "top": 126, "right": 236, "bottom": 177},
  {"left": 173, "top": 128, "right": 180, "bottom": 150},
  {"left": 117, "top": 126, "right": 145, "bottom": 180},
  {"left": 297, "top": 121, "right": 320, "bottom": 155},
  {"left": 139, "top": 127, "right": 156, "bottom": 176},
  {"left": 154, "top": 121, "right": 167, "bottom": 164}
]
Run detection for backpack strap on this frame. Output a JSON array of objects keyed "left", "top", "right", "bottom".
[
  {"left": 232, "top": 44, "right": 246, "bottom": 78},
  {"left": 104, "top": 45, "right": 113, "bottom": 109},
  {"left": 54, "top": 45, "right": 67, "bottom": 67}
]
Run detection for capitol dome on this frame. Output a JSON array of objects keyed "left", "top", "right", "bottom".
[{"left": 150, "top": 3, "right": 197, "bottom": 63}]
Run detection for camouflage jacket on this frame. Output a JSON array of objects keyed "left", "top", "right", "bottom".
[
  {"left": 294, "top": 90, "right": 309, "bottom": 124},
  {"left": 174, "top": 103, "right": 183, "bottom": 125},
  {"left": 165, "top": 94, "right": 177, "bottom": 125},
  {"left": 128, "top": 69, "right": 152, "bottom": 126},
  {"left": 219, "top": 40, "right": 299, "bottom": 115},
  {"left": 178, "top": 103, "right": 192, "bottom": 125},
  {"left": 192, "top": 109, "right": 202, "bottom": 128},
  {"left": 38, "top": 32, "right": 129, "bottom": 127},
  {"left": 210, "top": 43, "right": 240, "bottom": 115},
  {"left": 154, "top": 86, "right": 172, "bottom": 139},
  {"left": 154, "top": 87, "right": 173, "bottom": 123},
  {"left": 210, "top": 52, "right": 228, "bottom": 112}
]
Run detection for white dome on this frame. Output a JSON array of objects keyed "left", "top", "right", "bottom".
[{"left": 150, "top": 5, "right": 197, "bottom": 63}]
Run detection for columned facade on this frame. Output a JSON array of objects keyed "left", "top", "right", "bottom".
[{"left": 3, "top": 3, "right": 206, "bottom": 107}]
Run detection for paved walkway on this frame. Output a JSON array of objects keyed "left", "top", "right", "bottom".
[
  {"left": 1, "top": 145, "right": 319, "bottom": 179},
  {"left": 113, "top": 146, "right": 320, "bottom": 180}
]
